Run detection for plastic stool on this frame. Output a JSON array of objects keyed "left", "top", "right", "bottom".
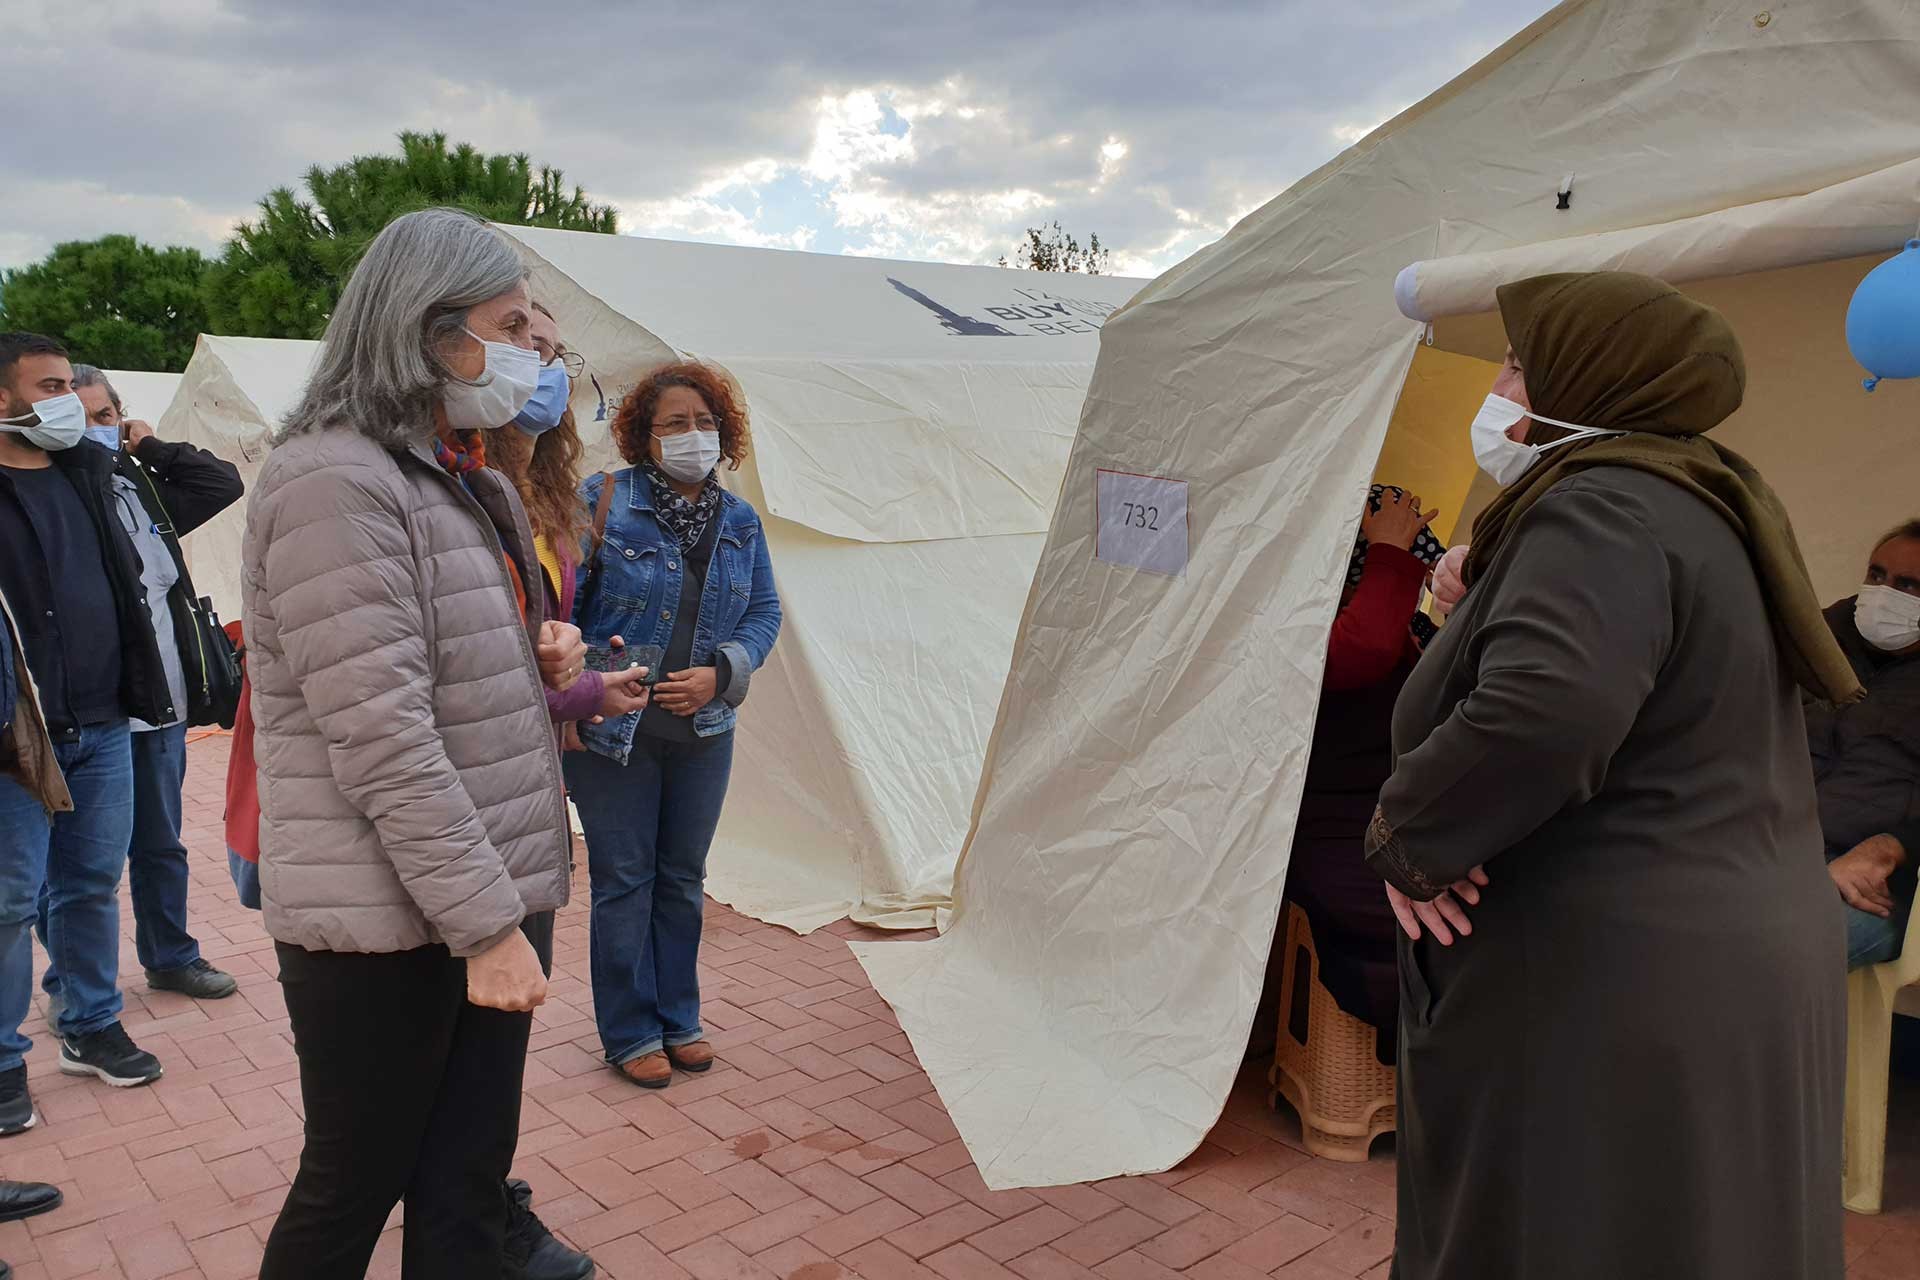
[{"left": 1268, "top": 900, "right": 1396, "bottom": 1162}]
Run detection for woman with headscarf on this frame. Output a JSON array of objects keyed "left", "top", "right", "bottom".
[{"left": 1366, "top": 272, "right": 1855, "bottom": 1280}]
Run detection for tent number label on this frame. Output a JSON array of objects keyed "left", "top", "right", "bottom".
[{"left": 1096, "top": 469, "right": 1188, "bottom": 577}]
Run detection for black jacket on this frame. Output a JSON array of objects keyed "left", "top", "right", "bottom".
[
  {"left": 114, "top": 434, "right": 244, "bottom": 658},
  {"left": 1807, "top": 599, "right": 1920, "bottom": 862},
  {"left": 0, "top": 443, "right": 175, "bottom": 731}
]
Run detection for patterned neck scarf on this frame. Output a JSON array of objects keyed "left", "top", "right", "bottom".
[
  {"left": 432, "top": 427, "right": 487, "bottom": 476},
  {"left": 642, "top": 459, "right": 722, "bottom": 552}
]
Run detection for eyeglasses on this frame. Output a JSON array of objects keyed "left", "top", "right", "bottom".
[
  {"left": 549, "top": 350, "right": 586, "bottom": 380},
  {"left": 651, "top": 413, "right": 721, "bottom": 437}
]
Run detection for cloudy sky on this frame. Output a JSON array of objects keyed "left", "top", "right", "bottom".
[{"left": 7, "top": 0, "right": 1553, "bottom": 279}]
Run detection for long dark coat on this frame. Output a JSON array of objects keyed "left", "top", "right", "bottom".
[{"left": 1367, "top": 467, "right": 1844, "bottom": 1280}]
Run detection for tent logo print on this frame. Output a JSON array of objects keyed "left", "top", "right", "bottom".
[
  {"left": 888, "top": 277, "right": 1018, "bottom": 336},
  {"left": 887, "top": 278, "right": 1120, "bottom": 338}
]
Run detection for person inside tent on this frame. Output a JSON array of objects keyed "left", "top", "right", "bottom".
[
  {"left": 1260, "top": 485, "right": 1445, "bottom": 1063},
  {"left": 67, "top": 365, "right": 245, "bottom": 1003},
  {"left": 1367, "top": 272, "right": 1850, "bottom": 1280},
  {"left": 1812, "top": 520, "right": 1920, "bottom": 969}
]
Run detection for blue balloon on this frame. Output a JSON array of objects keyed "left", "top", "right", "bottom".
[{"left": 1847, "top": 239, "right": 1920, "bottom": 392}]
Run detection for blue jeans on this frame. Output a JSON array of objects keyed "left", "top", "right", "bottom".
[
  {"left": 126, "top": 724, "right": 200, "bottom": 972},
  {"left": 0, "top": 720, "right": 133, "bottom": 1066},
  {"left": 1847, "top": 895, "right": 1912, "bottom": 970},
  {"left": 229, "top": 850, "right": 261, "bottom": 911},
  {"left": 564, "top": 731, "right": 734, "bottom": 1065}
]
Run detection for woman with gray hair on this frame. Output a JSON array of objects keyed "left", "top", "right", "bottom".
[{"left": 245, "top": 207, "right": 588, "bottom": 1279}]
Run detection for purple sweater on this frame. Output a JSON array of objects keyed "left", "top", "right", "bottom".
[{"left": 542, "top": 536, "right": 604, "bottom": 726}]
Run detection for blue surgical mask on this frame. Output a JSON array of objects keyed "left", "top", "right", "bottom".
[
  {"left": 513, "top": 363, "right": 571, "bottom": 435},
  {"left": 84, "top": 425, "right": 121, "bottom": 451}
]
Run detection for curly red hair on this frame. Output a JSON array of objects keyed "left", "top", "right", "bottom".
[{"left": 611, "top": 361, "right": 752, "bottom": 470}]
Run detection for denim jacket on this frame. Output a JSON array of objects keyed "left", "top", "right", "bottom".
[{"left": 573, "top": 468, "right": 782, "bottom": 761}]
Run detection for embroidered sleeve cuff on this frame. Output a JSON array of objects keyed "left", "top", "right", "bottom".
[{"left": 1364, "top": 805, "right": 1449, "bottom": 901}]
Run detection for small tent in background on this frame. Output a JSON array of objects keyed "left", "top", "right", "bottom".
[
  {"left": 101, "top": 370, "right": 183, "bottom": 426},
  {"left": 854, "top": 0, "right": 1920, "bottom": 1190},
  {"left": 504, "top": 227, "right": 1144, "bottom": 932},
  {"left": 159, "top": 336, "right": 319, "bottom": 627}
]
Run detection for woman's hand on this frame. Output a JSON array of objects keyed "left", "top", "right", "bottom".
[
  {"left": 653, "top": 667, "right": 717, "bottom": 717},
  {"left": 466, "top": 929, "right": 547, "bottom": 1011},
  {"left": 1430, "top": 544, "right": 1469, "bottom": 618},
  {"left": 1362, "top": 489, "right": 1438, "bottom": 552},
  {"left": 561, "top": 721, "right": 586, "bottom": 752},
  {"left": 1386, "top": 865, "right": 1490, "bottom": 946},
  {"left": 597, "top": 671, "right": 651, "bottom": 720},
  {"left": 537, "top": 621, "right": 588, "bottom": 691}
]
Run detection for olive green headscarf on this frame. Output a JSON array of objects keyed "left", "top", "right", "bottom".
[{"left": 1466, "top": 271, "right": 1862, "bottom": 705}]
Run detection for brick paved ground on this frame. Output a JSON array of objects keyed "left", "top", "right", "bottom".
[{"left": 0, "top": 735, "right": 1915, "bottom": 1279}]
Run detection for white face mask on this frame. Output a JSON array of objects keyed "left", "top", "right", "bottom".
[
  {"left": 1470, "top": 393, "right": 1625, "bottom": 488},
  {"left": 0, "top": 391, "right": 88, "bottom": 451},
  {"left": 656, "top": 429, "right": 722, "bottom": 484},
  {"left": 1855, "top": 584, "right": 1920, "bottom": 653},
  {"left": 440, "top": 328, "right": 542, "bottom": 431}
]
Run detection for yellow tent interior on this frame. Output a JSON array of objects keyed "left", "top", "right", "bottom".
[{"left": 1406, "top": 252, "right": 1918, "bottom": 603}]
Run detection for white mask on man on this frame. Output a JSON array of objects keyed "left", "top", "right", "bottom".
[
  {"left": 440, "top": 330, "right": 542, "bottom": 431},
  {"left": 1854, "top": 584, "right": 1920, "bottom": 653},
  {"left": 1470, "top": 393, "right": 1626, "bottom": 488},
  {"left": 0, "top": 391, "right": 88, "bottom": 451},
  {"left": 656, "top": 430, "right": 722, "bottom": 484}
]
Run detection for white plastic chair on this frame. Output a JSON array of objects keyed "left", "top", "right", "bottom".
[{"left": 1842, "top": 904, "right": 1920, "bottom": 1213}]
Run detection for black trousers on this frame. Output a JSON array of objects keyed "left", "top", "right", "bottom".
[{"left": 259, "top": 914, "right": 552, "bottom": 1279}]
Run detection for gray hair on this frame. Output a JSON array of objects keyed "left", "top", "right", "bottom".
[
  {"left": 69, "top": 364, "right": 122, "bottom": 415},
  {"left": 277, "top": 207, "right": 528, "bottom": 447}
]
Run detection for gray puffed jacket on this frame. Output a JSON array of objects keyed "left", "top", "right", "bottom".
[{"left": 242, "top": 425, "right": 570, "bottom": 957}]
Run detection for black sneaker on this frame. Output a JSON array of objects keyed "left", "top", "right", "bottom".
[
  {"left": 145, "top": 959, "right": 238, "bottom": 1000},
  {"left": 59, "top": 1023, "right": 163, "bottom": 1088},
  {"left": 0, "top": 1067, "right": 33, "bottom": 1136},
  {"left": 504, "top": 1178, "right": 594, "bottom": 1280}
]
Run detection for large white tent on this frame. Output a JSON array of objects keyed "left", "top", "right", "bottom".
[
  {"left": 505, "top": 228, "right": 1142, "bottom": 931},
  {"left": 160, "top": 245, "right": 1142, "bottom": 934},
  {"left": 854, "top": 0, "right": 1920, "bottom": 1190},
  {"left": 102, "top": 369, "right": 183, "bottom": 425},
  {"left": 160, "top": 336, "right": 319, "bottom": 631}
]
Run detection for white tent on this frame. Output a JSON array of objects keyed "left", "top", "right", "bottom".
[
  {"left": 159, "top": 336, "right": 319, "bottom": 628},
  {"left": 854, "top": 0, "right": 1920, "bottom": 1190},
  {"left": 159, "top": 247, "right": 1143, "bottom": 934},
  {"left": 102, "top": 370, "right": 183, "bottom": 425},
  {"left": 505, "top": 227, "right": 1143, "bottom": 931}
]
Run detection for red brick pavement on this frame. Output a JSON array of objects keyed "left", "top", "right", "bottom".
[{"left": 0, "top": 735, "right": 1915, "bottom": 1279}]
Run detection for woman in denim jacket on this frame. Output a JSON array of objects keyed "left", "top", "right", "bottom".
[{"left": 566, "top": 362, "right": 781, "bottom": 1088}]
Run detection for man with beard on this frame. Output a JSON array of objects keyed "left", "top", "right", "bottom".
[{"left": 0, "top": 333, "right": 169, "bottom": 1139}]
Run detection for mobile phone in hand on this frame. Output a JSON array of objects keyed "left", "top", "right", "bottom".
[{"left": 587, "top": 641, "right": 663, "bottom": 687}]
